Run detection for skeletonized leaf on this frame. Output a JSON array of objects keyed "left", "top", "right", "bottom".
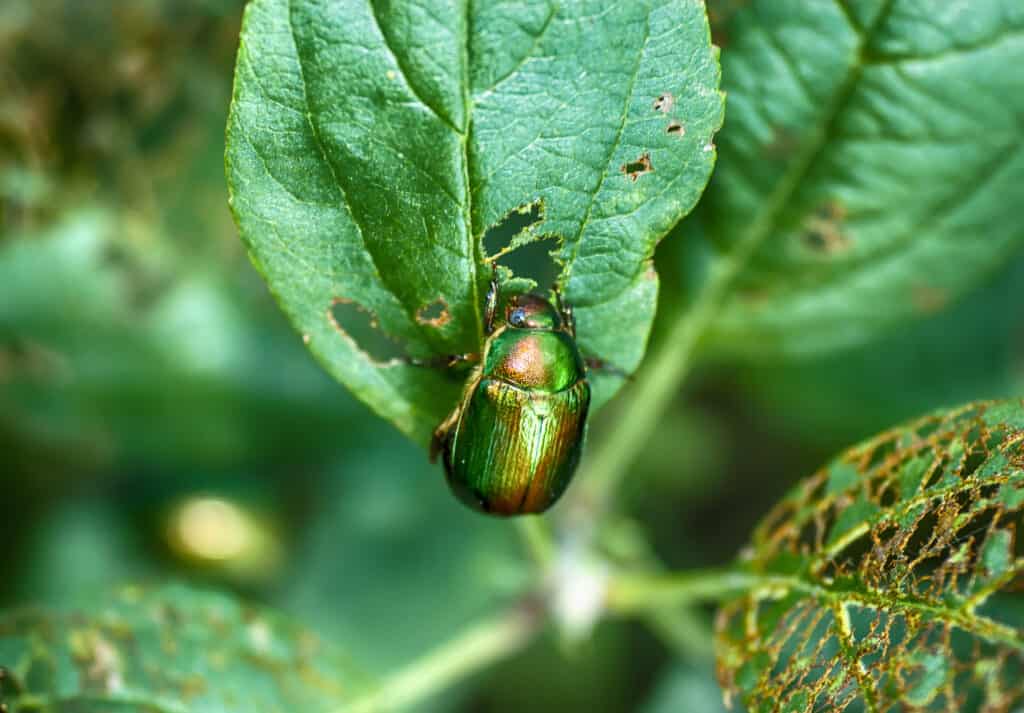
[
  {"left": 226, "top": 0, "right": 723, "bottom": 444},
  {"left": 716, "top": 401, "right": 1024, "bottom": 712},
  {"left": 0, "top": 584, "right": 366, "bottom": 712},
  {"left": 700, "top": 0, "right": 1024, "bottom": 355}
]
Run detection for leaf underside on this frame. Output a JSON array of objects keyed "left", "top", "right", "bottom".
[
  {"left": 226, "top": 0, "right": 723, "bottom": 444},
  {"left": 701, "top": 0, "right": 1024, "bottom": 356},
  {"left": 715, "top": 400, "right": 1024, "bottom": 712},
  {"left": 0, "top": 584, "right": 364, "bottom": 712}
]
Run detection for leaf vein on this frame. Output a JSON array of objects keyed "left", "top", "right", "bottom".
[
  {"left": 286, "top": 0, "right": 392, "bottom": 301},
  {"left": 562, "top": 10, "right": 651, "bottom": 292},
  {"left": 365, "top": 0, "right": 463, "bottom": 134}
]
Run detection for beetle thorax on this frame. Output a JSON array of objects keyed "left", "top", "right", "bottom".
[{"left": 483, "top": 328, "right": 582, "bottom": 393}]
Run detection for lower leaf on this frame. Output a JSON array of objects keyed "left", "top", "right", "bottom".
[
  {"left": 0, "top": 584, "right": 367, "bottom": 712},
  {"left": 716, "top": 401, "right": 1024, "bottom": 712}
]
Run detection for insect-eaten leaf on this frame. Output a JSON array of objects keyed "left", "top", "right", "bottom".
[
  {"left": 0, "top": 584, "right": 367, "bottom": 712},
  {"left": 226, "top": 0, "right": 723, "bottom": 444},
  {"left": 715, "top": 400, "right": 1024, "bottom": 712}
]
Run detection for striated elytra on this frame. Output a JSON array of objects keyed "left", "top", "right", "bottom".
[{"left": 431, "top": 274, "right": 591, "bottom": 516}]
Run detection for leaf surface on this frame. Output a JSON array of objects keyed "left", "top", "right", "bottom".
[
  {"left": 715, "top": 401, "right": 1024, "bottom": 712},
  {"left": 699, "top": 0, "right": 1024, "bottom": 355},
  {"left": 226, "top": 0, "right": 723, "bottom": 443}
]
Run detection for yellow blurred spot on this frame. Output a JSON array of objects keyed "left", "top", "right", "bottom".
[{"left": 174, "top": 497, "right": 252, "bottom": 561}]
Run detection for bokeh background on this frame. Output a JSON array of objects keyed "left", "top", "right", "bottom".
[{"left": 3, "top": 1, "right": 1023, "bottom": 710}]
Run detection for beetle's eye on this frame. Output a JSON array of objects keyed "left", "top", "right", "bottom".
[{"left": 509, "top": 308, "right": 527, "bottom": 327}]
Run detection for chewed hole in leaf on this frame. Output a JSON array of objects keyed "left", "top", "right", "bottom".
[
  {"left": 716, "top": 401, "right": 1024, "bottom": 713},
  {"left": 494, "top": 236, "right": 561, "bottom": 294},
  {"left": 483, "top": 200, "right": 544, "bottom": 259},
  {"left": 652, "top": 92, "right": 674, "bottom": 113},
  {"left": 484, "top": 200, "right": 561, "bottom": 291},
  {"left": 416, "top": 298, "right": 451, "bottom": 329},
  {"left": 327, "top": 298, "right": 406, "bottom": 365},
  {"left": 621, "top": 153, "right": 653, "bottom": 182}
]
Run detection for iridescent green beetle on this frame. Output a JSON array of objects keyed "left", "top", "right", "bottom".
[{"left": 430, "top": 271, "right": 590, "bottom": 516}]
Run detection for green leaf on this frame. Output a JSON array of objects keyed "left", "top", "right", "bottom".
[
  {"left": 226, "top": 0, "right": 723, "bottom": 444},
  {"left": 715, "top": 401, "right": 1024, "bottom": 712},
  {"left": 698, "top": 0, "right": 1024, "bottom": 356},
  {"left": 0, "top": 584, "right": 367, "bottom": 712},
  {"left": 732, "top": 249, "right": 1024, "bottom": 451}
]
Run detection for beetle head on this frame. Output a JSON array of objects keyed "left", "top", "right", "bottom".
[{"left": 506, "top": 294, "right": 563, "bottom": 331}]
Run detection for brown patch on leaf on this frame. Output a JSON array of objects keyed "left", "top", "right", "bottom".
[
  {"left": 737, "top": 287, "right": 771, "bottom": 307},
  {"left": 801, "top": 201, "right": 850, "bottom": 255},
  {"left": 416, "top": 298, "right": 451, "bottom": 328},
  {"left": 621, "top": 152, "right": 653, "bottom": 182},
  {"left": 912, "top": 285, "right": 949, "bottom": 314},
  {"left": 763, "top": 125, "right": 801, "bottom": 160},
  {"left": 653, "top": 93, "right": 674, "bottom": 113}
]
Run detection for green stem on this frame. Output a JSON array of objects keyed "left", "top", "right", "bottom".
[
  {"left": 578, "top": 234, "right": 760, "bottom": 512},
  {"left": 606, "top": 565, "right": 775, "bottom": 614},
  {"left": 517, "top": 517, "right": 556, "bottom": 570},
  {"left": 343, "top": 606, "right": 541, "bottom": 713}
]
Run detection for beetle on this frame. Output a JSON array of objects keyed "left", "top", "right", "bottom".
[{"left": 430, "top": 270, "right": 591, "bottom": 516}]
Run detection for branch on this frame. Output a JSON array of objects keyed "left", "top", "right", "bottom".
[{"left": 343, "top": 604, "right": 542, "bottom": 713}]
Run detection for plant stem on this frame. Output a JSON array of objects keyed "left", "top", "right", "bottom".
[
  {"left": 517, "top": 517, "right": 556, "bottom": 570},
  {"left": 606, "top": 566, "right": 793, "bottom": 614},
  {"left": 343, "top": 606, "right": 541, "bottom": 713},
  {"left": 578, "top": 238, "right": 758, "bottom": 513}
]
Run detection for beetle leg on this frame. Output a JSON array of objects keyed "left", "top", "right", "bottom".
[
  {"left": 430, "top": 406, "right": 461, "bottom": 463},
  {"left": 552, "top": 283, "right": 576, "bottom": 337},
  {"left": 484, "top": 263, "right": 500, "bottom": 334},
  {"left": 584, "top": 356, "right": 632, "bottom": 380},
  {"left": 562, "top": 303, "right": 576, "bottom": 338}
]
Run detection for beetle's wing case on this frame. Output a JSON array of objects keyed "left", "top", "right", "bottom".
[{"left": 444, "top": 377, "right": 590, "bottom": 515}]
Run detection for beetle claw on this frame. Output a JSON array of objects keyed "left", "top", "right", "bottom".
[
  {"left": 405, "top": 353, "right": 478, "bottom": 369},
  {"left": 584, "top": 357, "right": 631, "bottom": 380}
]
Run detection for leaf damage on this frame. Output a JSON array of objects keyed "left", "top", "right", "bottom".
[
  {"left": 327, "top": 297, "right": 407, "bottom": 365},
  {"left": 0, "top": 584, "right": 365, "bottom": 711},
  {"left": 653, "top": 92, "right": 675, "bottom": 113},
  {"left": 621, "top": 153, "right": 654, "bottom": 182},
  {"left": 416, "top": 298, "right": 452, "bottom": 329},
  {"left": 716, "top": 401, "right": 1024, "bottom": 713}
]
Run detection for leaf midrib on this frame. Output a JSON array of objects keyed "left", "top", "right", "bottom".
[
  {"left": 285, "top": 0, "right": 390, "bottom": 298},
  {"left": 712, "top": 0, "right": 900, "bottom": 275},
  {"left": 751, "top": 571, "right": 1024, "bottom": 653},
  {"left": 563, "top": 12, "right": 651, "bottom": 296}
]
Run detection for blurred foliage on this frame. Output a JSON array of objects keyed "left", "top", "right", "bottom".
[
  {"left": 1, "top": 1, "right": 1023, "bottom": 712},
  {"left": 0, "top": 584, "right": 370, "bottom": 711}
]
